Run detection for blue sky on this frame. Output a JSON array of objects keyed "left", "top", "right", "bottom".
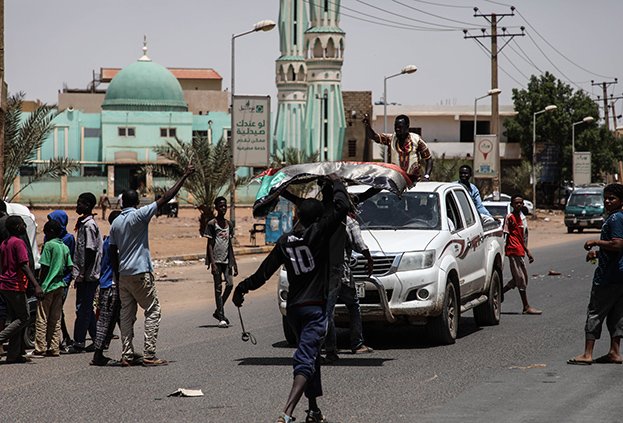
[{"left": 7, "top": 0, "right": 622, "bottom": 121}]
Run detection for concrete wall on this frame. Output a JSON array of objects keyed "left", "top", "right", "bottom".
[
  {"left": 184, "top": 90, "right": 229, "bottom": 114},
  {"left": 58, "top": 93, "right": 106, "bottom": 113},
  {"left": 342, "top": 91, "right": 372, "bottom": 161}
]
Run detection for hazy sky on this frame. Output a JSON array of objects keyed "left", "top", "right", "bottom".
[{"left": 7, "top": 0, "right": 622, "bottom": 118}]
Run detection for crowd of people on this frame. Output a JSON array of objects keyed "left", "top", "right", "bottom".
[
  {"left": 1, "top": 114, "right": 620, "bottom": 422},
  {"left": 0, "top": 165, "right": 194, "bottom": 366}
]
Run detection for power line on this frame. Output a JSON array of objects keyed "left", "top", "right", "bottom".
[
  {"left": 509, "top": 39, "right": 543, "bottom": 74},
  {"left": 500, "top": 51, "right": 529, "bottom": 81},
  {"left": 354, "top": 0, "right": 465, "bottom": 29},
  {"left": 390, "top": 0, "right": 477, "bottom": 26},
  {"left": 476, "top": 41, "right": 525, "bottom": 88},
  {"left": 525, "top": 31, "right": 586, "bottom": 93},
  {"left": 404, "top": 0, "right": 474, "bottom": 9},
  {"left": 514, "top": 8, "right": 616, "bottom": 80}
]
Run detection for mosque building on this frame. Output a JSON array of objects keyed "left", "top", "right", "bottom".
[{"left": 14, "top": 41, "right": 231, "bottom": 203}]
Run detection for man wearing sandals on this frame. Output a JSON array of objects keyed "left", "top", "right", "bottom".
[
  {"left": 568, "top": 183, "right": 623, "bottom": 365},
  {"left": 109, "top": 165, "right": 194, "bottom": 367}
]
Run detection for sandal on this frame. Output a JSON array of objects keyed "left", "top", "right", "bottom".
[
  {"left": 352, "top": 345, "right": 374, "bottom": 354},
  {"left": 90, "top": 357, "right": 123, "bottom": 367}
]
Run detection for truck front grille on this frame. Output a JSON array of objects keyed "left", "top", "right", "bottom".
[{"left": 350, "top": 255, "right": 396, "bottom": 277}]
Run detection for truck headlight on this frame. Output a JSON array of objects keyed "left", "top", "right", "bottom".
[{"left": 398, "top": 250, "right": 435, "bottom": 271}]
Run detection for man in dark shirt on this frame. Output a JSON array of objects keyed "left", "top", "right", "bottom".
[{"left": 233, "top": 174, "right": 349, "bottom": 423}]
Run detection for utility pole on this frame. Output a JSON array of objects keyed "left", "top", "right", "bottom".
[
  {"left": 591, "top": 79, "right": 618, "bottom": 130},
  {"left": 464, "top": 7, "right": 524, "bottom": 195}
]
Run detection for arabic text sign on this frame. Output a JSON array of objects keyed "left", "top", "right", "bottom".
[
  {"left": 573, "top": 152, "right": 591, "bottom": 186},
  {"left": 473, "top": 134, "right": 498, "bottom": 178},
  {"left": 232, "top": 96, "right": 270, "bottom": 167}
]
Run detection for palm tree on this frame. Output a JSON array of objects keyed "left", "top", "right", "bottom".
[
  {"left": 3, "top": 92, "right": 79, "bottom": 200},
  {"left": 151, "top": 135, "right": 233, "bottom": 234}
]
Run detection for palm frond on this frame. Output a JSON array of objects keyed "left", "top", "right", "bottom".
[{"left": 3, "top": 93, "right": 59, "bottom": 198}]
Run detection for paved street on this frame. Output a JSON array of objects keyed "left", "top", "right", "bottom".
[{"left": 3, "top": 235, "right": 623, "bottom": 422}]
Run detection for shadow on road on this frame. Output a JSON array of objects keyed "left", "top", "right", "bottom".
[{"left": 235, "top": 357, "right": 392, "bottom": 367}]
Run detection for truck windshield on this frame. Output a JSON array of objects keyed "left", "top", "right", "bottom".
[
  {"left": 568, "top": 193, "right": 602, "bottom": 207},
  {"left": 357, "top": 192, "right": 441, "bottom": 230}
]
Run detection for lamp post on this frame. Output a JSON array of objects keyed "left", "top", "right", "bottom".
[
  {"left": 532, "top": 105, "right": 557, "bottom": 214},
  {"left": 473, "top": 88, "right": 502, "bottom": 142},
  {"left": 383, "top": 65, "right": 417, "bottom": 162},
  {"left": 572, "top": 116, "right": 595, "bottom": 184},
  {"left": 230, "top": 19, "right": 275, "bottom": 230}
]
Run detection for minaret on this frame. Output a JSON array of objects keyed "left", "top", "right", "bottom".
[
  {"left": 303, "top": 0, "right": 346, "bottom": 161},
  {"left": 274, "top": 0, "right": 309, "bottom": 154}
]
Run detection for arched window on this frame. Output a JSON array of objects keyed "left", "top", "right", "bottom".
[
  {"left": 313, "top": 38, "right": 323, "bottom": 58},
  {"left": 326, "top": 38, "right": 336, "bottom": 58},
  {"left": 287, "top": 64, "right": 295, "bottom": 81},
  {"left": 297, "top": 64, "right": 306, "bottom": 81}
]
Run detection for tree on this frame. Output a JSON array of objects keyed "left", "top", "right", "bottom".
[
  {"left": 151, "top": 135, "right": 232, "bottom": 234},
  {"left": 3, "top": 92, "right": 79, "bottom": 201},
  {"left": 504, "top": 72, "right": 620, "bottom": 184}
]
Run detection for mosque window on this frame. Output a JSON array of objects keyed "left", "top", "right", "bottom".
[
  {"left": 118, "top": 127, "right": 135, "bottom": 137},
  {"left": 193, "top": 130, "right": 208, "bottom": 139},
  {"left": 160, "top": 127, "right": 177, "bottom": 138}
]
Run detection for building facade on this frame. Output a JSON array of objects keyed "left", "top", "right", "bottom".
[{"left": 14, "top": 44, "right": 233, "bottom": 203}]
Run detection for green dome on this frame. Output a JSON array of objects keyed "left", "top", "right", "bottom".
[{"left": 102, "top": 58, "right": 188, "bottom": 112}]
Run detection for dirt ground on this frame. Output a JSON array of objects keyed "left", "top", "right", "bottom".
[
  {"left": 46, "top": 205, "right": 594, "bottom": 322},
  {"left": 29, "top": 205, "right": 586, "bottom": 258},
  {"left": 30, "top": 204, "right": 265, "bottom": 259}
]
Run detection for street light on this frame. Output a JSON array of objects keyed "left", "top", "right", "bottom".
[
  {"left": 532, "top": 105, "right": 557, "bottom": 214},
  {"left": 383, "top": 65, "right": 417, "bottom": 161},
  {"left": 473, "top": 88, "right": 502, "bottom": 142},
  {"left": 571, "top": 116, "right": 595, "bottom": 184},
  {"left": 572, "top": 116, "right": 595, "bottom": 155},
  {"left": 230, "top": 19, "right": 275, "bottom": 231}
]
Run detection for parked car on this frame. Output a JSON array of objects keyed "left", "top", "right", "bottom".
[
  {"left": 564, "top": 185, "right": 605, "bottom": 233},
  {"left": 483, "top": 193, "right": 533, "bottom": 215},
  {"left": 277, "top": 182, "right": 506, "bottom": 345}
]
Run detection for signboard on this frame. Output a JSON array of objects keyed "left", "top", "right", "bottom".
[
  {"left": 232, "top": 95, "right": 270, "bottom": 167},
  {"left": 573, "top": 151, "right": 591, "bottom": 186},
  {"left": 473, "top": 134, "right": 498, "bottom": 178}
]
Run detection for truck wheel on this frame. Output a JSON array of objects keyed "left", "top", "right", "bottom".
[
  {"left": 474, "top": 267, "right": 502, "bottom": 326},
  {"left": 23, "top": 320, "right": 36, "bottom": 349},
  {"left": 282, "top": 316, "right": 297, "bottom": 347},
  {"left": 428, "top": 282, "right": 458, "bottom": 345}
]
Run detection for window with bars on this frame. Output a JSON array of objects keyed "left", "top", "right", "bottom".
[
  {"left": 118, "top": 127, "right": 135, "bottom": 137},
  {"left": 160, "top": 127, "right": 177, "bottom": 138}
]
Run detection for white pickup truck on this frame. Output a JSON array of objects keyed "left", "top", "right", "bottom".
[{"left": 277, "top": 182, "right": 505, "bottom": 345}]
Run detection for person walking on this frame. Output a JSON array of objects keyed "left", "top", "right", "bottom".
[
  {"left": 0, "top": 216, "right": 43, "bottom": 363},
  {"left": 91, "top": 210, "right": 123, "bottom": 367},
  {"left": 568, "top": 183, "right": 623, "bottom": 365},
  {"left": 98, "top": 189, "right": 111, "bottom": 221},
  {"left": 31, "top": 220, "right": 73, "bottom": 358},
  {"left": 205, "top": 196, "right": 238, "bottom": 328},
  {"left": 66, "top": 192, "right": 103, "bottom": 354},
  {"left": 109, "top": 165, "right": 193, "bottom": 367},
  {"left": 363, "top": 113, "right": 432, "bottom": 182},
  {"left": 502, "top": 194, "right": 541, "bottom": 315},
  {"left": 233, "top": 174, "right": 349, "bottom": 423},
  {"left": 323, "top": 213, "right": 374, "bottom": 363}
]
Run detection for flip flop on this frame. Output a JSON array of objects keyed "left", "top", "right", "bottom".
[
  {"left": 566, "top": 358, "right": 592, "bottom": 365},
  {"left": 90, "top": 358, "right": 123, "bottom": 367},
  {"left": 593, "top": 355, "right": 623, "bottom": 364}
]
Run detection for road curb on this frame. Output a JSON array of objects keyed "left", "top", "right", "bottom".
[{"left": 157, "top": 245, "right": 273, "bottom": 262}]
